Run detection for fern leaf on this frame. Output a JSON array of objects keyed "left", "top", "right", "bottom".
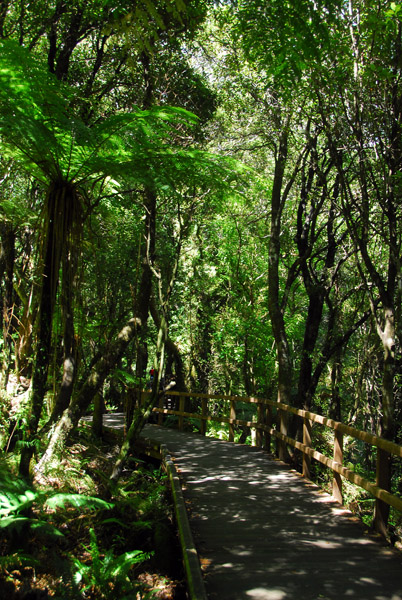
[{"left": 45, "top": 493, "right": 113, "bottom": 511}]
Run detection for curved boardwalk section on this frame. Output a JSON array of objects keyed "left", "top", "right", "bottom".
[{"left": 142, "top": 424, "right": 402, "bottom": 600}]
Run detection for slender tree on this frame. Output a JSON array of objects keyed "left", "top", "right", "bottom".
[{"left": 0, "top": 39, "right": 215, "bottom": 475}]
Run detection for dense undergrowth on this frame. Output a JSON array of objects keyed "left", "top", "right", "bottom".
[{"left": 0, "top": 426, "right": 186, "bottom": 599}]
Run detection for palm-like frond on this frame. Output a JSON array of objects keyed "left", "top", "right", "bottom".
[
  {"left": 0, "top": 40, "right": 202, "bottom": 189},
  {"left": 0, "top": 40, "right": 70, "bottom": 181},
  {"left": 0, "top": 39, "right": 248, "bottom": 199}
]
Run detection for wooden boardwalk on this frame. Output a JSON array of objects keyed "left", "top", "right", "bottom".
[{"left": 104, "top": 416, "right": 402, "bottom": 599}]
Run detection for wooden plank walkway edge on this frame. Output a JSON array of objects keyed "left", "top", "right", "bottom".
[
  {"left": 140, "top": 425, "right": 402, "bottom": 600},
  {"left": 93, "top": 416, "right": 402, "bottom": 599},
  {"left": 84, "top": 416, "right": 207, "bottom": 600},
  {"left": 136, "top": 435, "right": 208, "bottom": 600}
]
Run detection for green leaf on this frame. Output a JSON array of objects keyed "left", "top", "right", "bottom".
[
  {"left": 114, "top": 368, "right": 138, "bottom": 385},
  {"left": 0, "top": 516, "right": 31, "bottom": 529},
  {"left": 29, "top": 520, "right": 65, "bottom": 538},
  {"left": 45, "top": 493, "right": 113, "bottom": 511},
  {"left": 109, "top": 550, "right": 151, "bottom": 577}
]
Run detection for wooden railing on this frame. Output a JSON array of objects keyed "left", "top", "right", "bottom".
[{"left": 130, "top": 389, "right": 402, "bottom": 534}]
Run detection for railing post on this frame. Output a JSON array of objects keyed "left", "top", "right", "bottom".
[
  {"left": 303, "top": 417, "right": 312, "bottom": 479},
  {"left": 200, "top": 397, "right": 208, "bottom": 436},
  {"left": 278, "top": 406, "right": 288, "bottom": 461},
  {"left": 228, "top": 399, "right": 236, "bottom": 442},
  {"left": 265, "top": 404, "right": 272, "bottom": 452},
  {"left": 251, "top": 414, "right": 257, "bottom": 447},
  {"left": 256, "top": 402, "right": 263, "bottom": 448},
  {"left": 373, "top": 448, "right": 391, "bottom": 536},
  {"left": 178, "top": 395, "right": 185, "bottom": 431},
  {"left": 332, "top": 428, "right": 343, "bottom": 503}
]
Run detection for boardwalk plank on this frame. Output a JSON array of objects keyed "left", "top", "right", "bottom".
[
  {"left": 99, "top": 416, "right": 402, "bottom": 599},
  {"left": 141, "top": 424, "right": 402, "bottom": 600}
]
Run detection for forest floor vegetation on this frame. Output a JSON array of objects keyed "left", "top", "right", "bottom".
[{"left": 0, "top": 425, "right": 186, "bottom": 599}]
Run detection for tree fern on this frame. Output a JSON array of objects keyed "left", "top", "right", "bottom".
[{"left": 0, "top": 36, "right": 248, "bottom": 476}]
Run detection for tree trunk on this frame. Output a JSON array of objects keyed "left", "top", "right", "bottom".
[
  {"left": 132, "top": 186, "right": 156, "bottom": 384},
  {"left": 318, "top": 64, "right": 400, "bottom": 533},
  {"left": 379, "top": 307, "right": 396, "bottom": 440},
  {"left": 110, "top": 313, "right": 168, "bottom": 483},
  {"left": 296, "top": 288, "right": 324, "bottom": 411},
  {"left": 329, "top": 350, "right": 342, "bottom": 422},
  {"left": 0, "top": 221, "right": 15, "bottom": 389},
  {"left": 19, "top": 179, "right": 82, "bottom": 477},
  {"left": 192, "top": 299, "right": 213, "bottom": 394},
  {"left": 46, "top": 237, "right": 79, "bottom": 426},
  {"left": 267, "top": 125, "right": 293, "bottom": 460},
  {"left": 19, "top": 184, "right": 62, "bottom": 477},
  {"left": 373, "top": 307, "right": 396, "bottom": 534},
  {"left": 35, "top": 316, "right": 142, "bottom": 477},
  {"left": 14, "top": 285, "right": 36, "bottom": 380},
  {"left": 92, "top": 392, "right": 104, "bottom": 438},
  {"left": 150, "top": 296, "right": 187, "bottom": 392},
  {"left": 110, "top": 193, "right": 186, "bottom": 482}
]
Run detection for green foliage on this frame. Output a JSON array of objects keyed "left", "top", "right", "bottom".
[
  {"left": 0, "top": 551, "right": 40, "bottom": 572},
  {"left": 0, "top": 40, "right": 72, "bottom": 181},
  {"left": 206, "top": 421, "right": 230, "bottom": 441},
  {"left": 73, "top": 527, "right": 152, "bottom": 600},
  {"left": 114, "top": 368, "right": 141, "bottom": 387},
  {"left": 233, "top": 0, "right": 341, "bottom": 88},
  {"left": 0, "top": 466, "right": 59, "bottom": 541},
  {"left": 0, "top": 38, "right": 227, "bottom": 193},
  {"left": 45, "top": 493, "right": 112, "bottom": 511},
  {"left": 0, "top": 447, "right": 176, "bottom": 596},
  {"left": 103, "top": 0, "right": 209, "bottom": 52},
  {"left": 0, "top": 463, "right": 113, "bottom": 546},
  {"left": 1, "top": 0, "right": 402, "bottom": 556}
]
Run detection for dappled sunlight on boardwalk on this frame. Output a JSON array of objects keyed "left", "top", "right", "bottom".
[
  {"left": 98, "top": 416, "right": 402, "bottom": 599},
  {"left": 141, "top": 424, "right": 402, "bottom": 600}
]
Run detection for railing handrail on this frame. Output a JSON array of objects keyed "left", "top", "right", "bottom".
[
  {"left": 147, "top": 390, "right": 402, "bottom": 459},
  {"left": 128, "top": 388, "right": 402, "bottom": 534}
]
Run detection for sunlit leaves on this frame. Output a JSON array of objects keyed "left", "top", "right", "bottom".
[
  {"left": 103, "top": 0, "right": 209, "bottom": 54},
  {"left": 0, "top": 39, "right": 217, "bottom": 194},
  {"left": 45, "top": 493, "right": 113, "bottom": 511},
  {"left": 0, "top": 36, "right": 240, "bottom": 202},
  {"left": 233, "top": 0, "right": 342, "bottom": 89},
  {"left": 0, "top": 40, "right": 70, "bottom": 180}
]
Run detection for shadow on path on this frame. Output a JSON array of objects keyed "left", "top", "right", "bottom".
[
  {"left": 98, "top": 415, "right": 402, "bottom": 599},
  {"left": 142, "top": 424, "right": 402, "bottom": 600}
]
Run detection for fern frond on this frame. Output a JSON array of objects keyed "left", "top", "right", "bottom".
[{"left": 45, "top": 493, "right": 113, "bottom": 511}]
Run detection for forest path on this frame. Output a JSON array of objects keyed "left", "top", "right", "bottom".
[{"left": 103, "top": 415, "right": 402, "bottom": 600}]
